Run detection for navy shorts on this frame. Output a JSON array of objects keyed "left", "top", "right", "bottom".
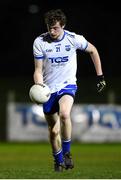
[{"left": 43, "top": 84, "right": 77, "bottom": 114}]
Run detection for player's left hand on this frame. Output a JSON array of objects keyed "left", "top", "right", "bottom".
[{"left": 96, "top": 75, "right": 106, "bottom": 93}]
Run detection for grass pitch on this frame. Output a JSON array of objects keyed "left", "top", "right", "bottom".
[{"left": 0, "top": 142, "right": 121, "bottom": 179}]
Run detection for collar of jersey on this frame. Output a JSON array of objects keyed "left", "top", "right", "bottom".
[{"left": 50, "top": 30, "right": 66, "bottom": 42}]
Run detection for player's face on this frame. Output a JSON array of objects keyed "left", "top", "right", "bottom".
[{"left": 47, "top": 22, "right": 64, "bottom": 39}]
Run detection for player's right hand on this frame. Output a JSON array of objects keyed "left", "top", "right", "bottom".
[{"left": 35, "top": 83, "right": 46, "bottom": 88}]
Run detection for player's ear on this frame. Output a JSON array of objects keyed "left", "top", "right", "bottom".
[{"left": 62, "top": 25, "right": 65, "bottom": 29}]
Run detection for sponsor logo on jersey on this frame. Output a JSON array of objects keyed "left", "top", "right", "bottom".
[
  {"left": 65, "top": 45, "right": 71, "bottom": 51},
  {"left": 48, "top": 56, "right": 69, "bottom": 63}
]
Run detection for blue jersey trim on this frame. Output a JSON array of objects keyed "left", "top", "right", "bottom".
[
  {"left": 83, "top": 41, "right": 88, "bottom": 50},
  {"left": 63, "top": 84, "right": 77, "bottom": 90},
  {"left": 34, "top": 56, "right": 45, "bottom": 60},
  {"left": 51, "top": 31, "right": 66, "bottom": 43},
  {"left": 64, "top": 31, "right": 75, "bottom": 38}
]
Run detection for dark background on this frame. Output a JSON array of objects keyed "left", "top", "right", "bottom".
[
  {"left": 0, "top": 0, "right": 121, "bottom": 78},
  {"left": 0, "top": 0, "right": 121, "bottom": 103},
  {"left": 0, "top": 0, "right": 121, "bottom": 102},
  {"left": 0, "top": 0, "right": 121, "bottom": 140}
]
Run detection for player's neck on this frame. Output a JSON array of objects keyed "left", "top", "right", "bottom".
[{"left": 57, "top": 30, "right": 64, "bottom": 40}]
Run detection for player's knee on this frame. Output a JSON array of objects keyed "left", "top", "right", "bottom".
[
  {"left": 59, "top": 111, "right": 70, "bottom": 121},
  {"left": 49, "top": 128, "right": 60, "bottom": 138}
]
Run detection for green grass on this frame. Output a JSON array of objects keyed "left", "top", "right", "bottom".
[{"left": 0, "top": 142, "right": 121, "bottom": 179}]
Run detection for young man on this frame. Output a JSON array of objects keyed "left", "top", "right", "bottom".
[{"left": 33, "top": 9, "right": 106, "bottom": 172}]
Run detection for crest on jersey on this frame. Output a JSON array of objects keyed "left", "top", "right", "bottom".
[{"left": 65, "top": 45, "right": 71, "bottom": 51}]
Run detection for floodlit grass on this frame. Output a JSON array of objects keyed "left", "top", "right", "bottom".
[{"left": 0, "top": 142, "right": 121, "bottom": 178}]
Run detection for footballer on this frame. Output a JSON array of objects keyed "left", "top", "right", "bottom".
[{"left": 32, "top": 9, "right": 106, "bottom": 172}]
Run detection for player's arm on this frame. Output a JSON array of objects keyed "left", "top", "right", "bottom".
[
  {"left": 85, "top": 42, "right": 103, "bottom": 75},
  {"left": 33, "top": 37, "right": 45, "bottom": 86},
  {"left": 33, "top": 59, "right": 44, "bottom": 85},
  {"left": 85, "top": 42, "right": 106, "bottom": 93}
]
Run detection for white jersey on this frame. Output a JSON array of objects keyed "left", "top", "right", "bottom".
[{"left": 33, "top": 30, "right": 88, "bottom": 93}]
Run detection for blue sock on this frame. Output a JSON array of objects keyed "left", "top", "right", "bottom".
[
  {"left": 62, "top": 139, "right": 71, "bottom": 155},
  {"left": 53, "top": 149, "right": 63, "bottom": 164}
]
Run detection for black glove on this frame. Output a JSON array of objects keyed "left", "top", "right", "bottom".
[{"left": 97, "top": 75, "right": 106, "bottom": 93}]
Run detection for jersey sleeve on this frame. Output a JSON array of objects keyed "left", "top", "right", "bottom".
[
  {"left": 33, "top": 37, "right": 45, "bottom": 60},
  {"left": 74, "top": 34, "right": 88, "bottom": 50}
]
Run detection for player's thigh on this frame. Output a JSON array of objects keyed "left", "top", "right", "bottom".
[
  {"left": 59, "top": 95, "right": 74, "bottom": 115},
  {"left": 45, "top": 113, "right": 59, "bottom": 128}
]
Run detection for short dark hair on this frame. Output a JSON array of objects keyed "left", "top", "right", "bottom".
[{"left": 44, "top": 9, "right": 66, "bottom": 27}]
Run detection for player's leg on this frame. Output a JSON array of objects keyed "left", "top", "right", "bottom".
[
  {"left": 45, "top": 113, "right": 61, "bottom": 151},
  {"left": 59, "top": 95, "right": 74, "bottom": 169},
  {"left": 45, "top": 113, "right": 65, "bottom": 171}
]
